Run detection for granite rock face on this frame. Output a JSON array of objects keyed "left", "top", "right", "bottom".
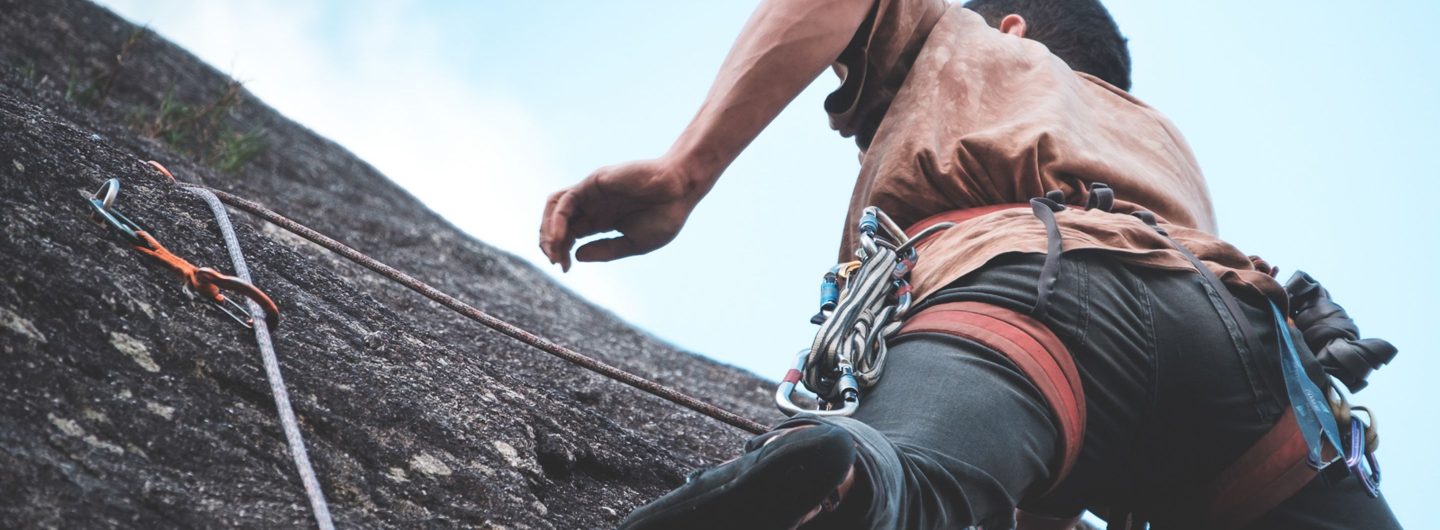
[{"left": 0, "top": 1, "right": 779, "bottom": 527}]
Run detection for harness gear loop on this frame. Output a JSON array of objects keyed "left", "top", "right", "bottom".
[
  {"left": 1027, "top": 181, "right": 1114, "bottom": 319},
  {"left": 1085, "top": 182, "right": 1115, "bottom": 211},
  {"left": 1028, "top": 196, "right": 1066, "bottom": 318},
  {"left": 87, "top": 179, "right": 280, "bottom": 329},
  {"left": 780, "top": 207, "right": 953, "bottom": 416}
]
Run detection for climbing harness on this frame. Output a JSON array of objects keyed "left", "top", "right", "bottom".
[
  {"left": 776, "top": 207, "right": 954, "bottom": 417},
  {"left": 1087, "top": 185, "right": 1391, "bottom": 528},
  {"left": 87, "top": 178, "right": 279, "bottom": 328},
  {"left": 771, "top": 183, "right": 1391, "bottom": 527},
  {"left": 85, "top": 171, "right": 333, "bottom": 530}
]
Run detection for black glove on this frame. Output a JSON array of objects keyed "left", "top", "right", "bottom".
[{"left": 1285, "top": 271, "right": 1398, "bottom": 392}]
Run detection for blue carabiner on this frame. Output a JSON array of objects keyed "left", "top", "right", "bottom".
[
  {"left": 858, "top": 208, "right": 879, "bottom": 235},
  {"left": 811, "top": 272, "right": 841, "bottom": 325}
]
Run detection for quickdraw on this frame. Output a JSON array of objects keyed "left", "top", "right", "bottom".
[
  {"left": 86, "top": 178, "right": 280, "bottom": 329},
  {"left": 776, "top": 206, "right": 954, "bottom": 417}
]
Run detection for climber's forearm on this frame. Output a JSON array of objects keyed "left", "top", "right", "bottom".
[{"left": 665, "top": 0, "right": 873, "bottom": 199}]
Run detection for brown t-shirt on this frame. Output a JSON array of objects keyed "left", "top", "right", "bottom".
[{"left": 828, "top": 0, "right": 1283, "bottom": 306}]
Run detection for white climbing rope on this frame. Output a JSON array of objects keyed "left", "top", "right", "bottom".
[
  {"left": 804, "top": 207, "right": 954, "bottom": 396},
  {"left": 189, "top": 187, "right": 335, "bottom": 530}
]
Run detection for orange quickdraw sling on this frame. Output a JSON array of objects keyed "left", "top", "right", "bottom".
[{"left": 87, "top": 178, "right": 280, "bottom": 329}]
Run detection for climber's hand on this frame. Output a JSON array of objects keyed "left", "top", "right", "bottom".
[{"left": 540, "top": 158, "right": 705, "bottom": 271}]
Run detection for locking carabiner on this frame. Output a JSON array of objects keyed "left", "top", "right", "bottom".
[{"left": 775, "top": 350, "right": 860, "bottom": 417}]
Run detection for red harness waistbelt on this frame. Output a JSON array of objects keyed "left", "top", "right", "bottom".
[{"left": 1198, "top": 408, "right": 1337, "bottom": 528}]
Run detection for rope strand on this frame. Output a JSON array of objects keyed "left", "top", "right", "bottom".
[
  {"left": 189, "top": 187, "right": 336, "bottom": 530},
  {"left": 190, "top": 185, "right": 769, "bottom": 435}
]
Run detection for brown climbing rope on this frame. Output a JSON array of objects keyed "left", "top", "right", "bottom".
[{"left": 169, "top": 178, "right": 768, "bottom": 435}]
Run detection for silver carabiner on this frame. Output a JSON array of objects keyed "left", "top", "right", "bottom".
[
  {"left": 87, "top": 179, "right": 148, "bottom": 247},
  {"left": 775, "top": 350, "right": 861, "bottom": 417}
]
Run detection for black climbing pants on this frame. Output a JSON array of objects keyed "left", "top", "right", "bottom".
[{"left": 783, "top": 252, "right": 1400, "bottom": 530}]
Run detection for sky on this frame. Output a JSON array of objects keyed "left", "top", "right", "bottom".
[{"left": 98, "top": 1, "right": 1439, "bottom": 526}]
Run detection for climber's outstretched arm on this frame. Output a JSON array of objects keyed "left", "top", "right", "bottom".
[{"left": 539, "top": 0, "right": 873, "bottom": 270}]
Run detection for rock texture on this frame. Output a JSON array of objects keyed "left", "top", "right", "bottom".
[{"left": 0, "top": 1, "right": 780, "bottom": 527}]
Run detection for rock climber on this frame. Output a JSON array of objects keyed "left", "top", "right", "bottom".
[{"left": 538, "top": 0, "right": 1401, "bottom": 528}]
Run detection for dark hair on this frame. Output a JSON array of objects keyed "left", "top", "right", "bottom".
[{"left": 962, "top": 0, "right": 1132, "bottom": 91}]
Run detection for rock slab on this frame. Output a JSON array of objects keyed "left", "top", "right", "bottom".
[{"left": 0, "top": 1, "right": 780, "bottom": 527}]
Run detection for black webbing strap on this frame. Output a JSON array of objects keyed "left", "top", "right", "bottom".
[
  {"left": 1029, "top": 194, "right": 1067, "bottom": 319},
  {"left": 1029, "top": 185, "right": 1116, "bottom": 319}
]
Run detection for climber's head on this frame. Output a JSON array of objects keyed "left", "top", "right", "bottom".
[{"left": 963, "top": 0, "right": 1132, "bottom": 91}]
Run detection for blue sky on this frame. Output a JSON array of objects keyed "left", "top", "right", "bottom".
[{"left": 100, "top": 1, "right": 1439, "bottom": 526}]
